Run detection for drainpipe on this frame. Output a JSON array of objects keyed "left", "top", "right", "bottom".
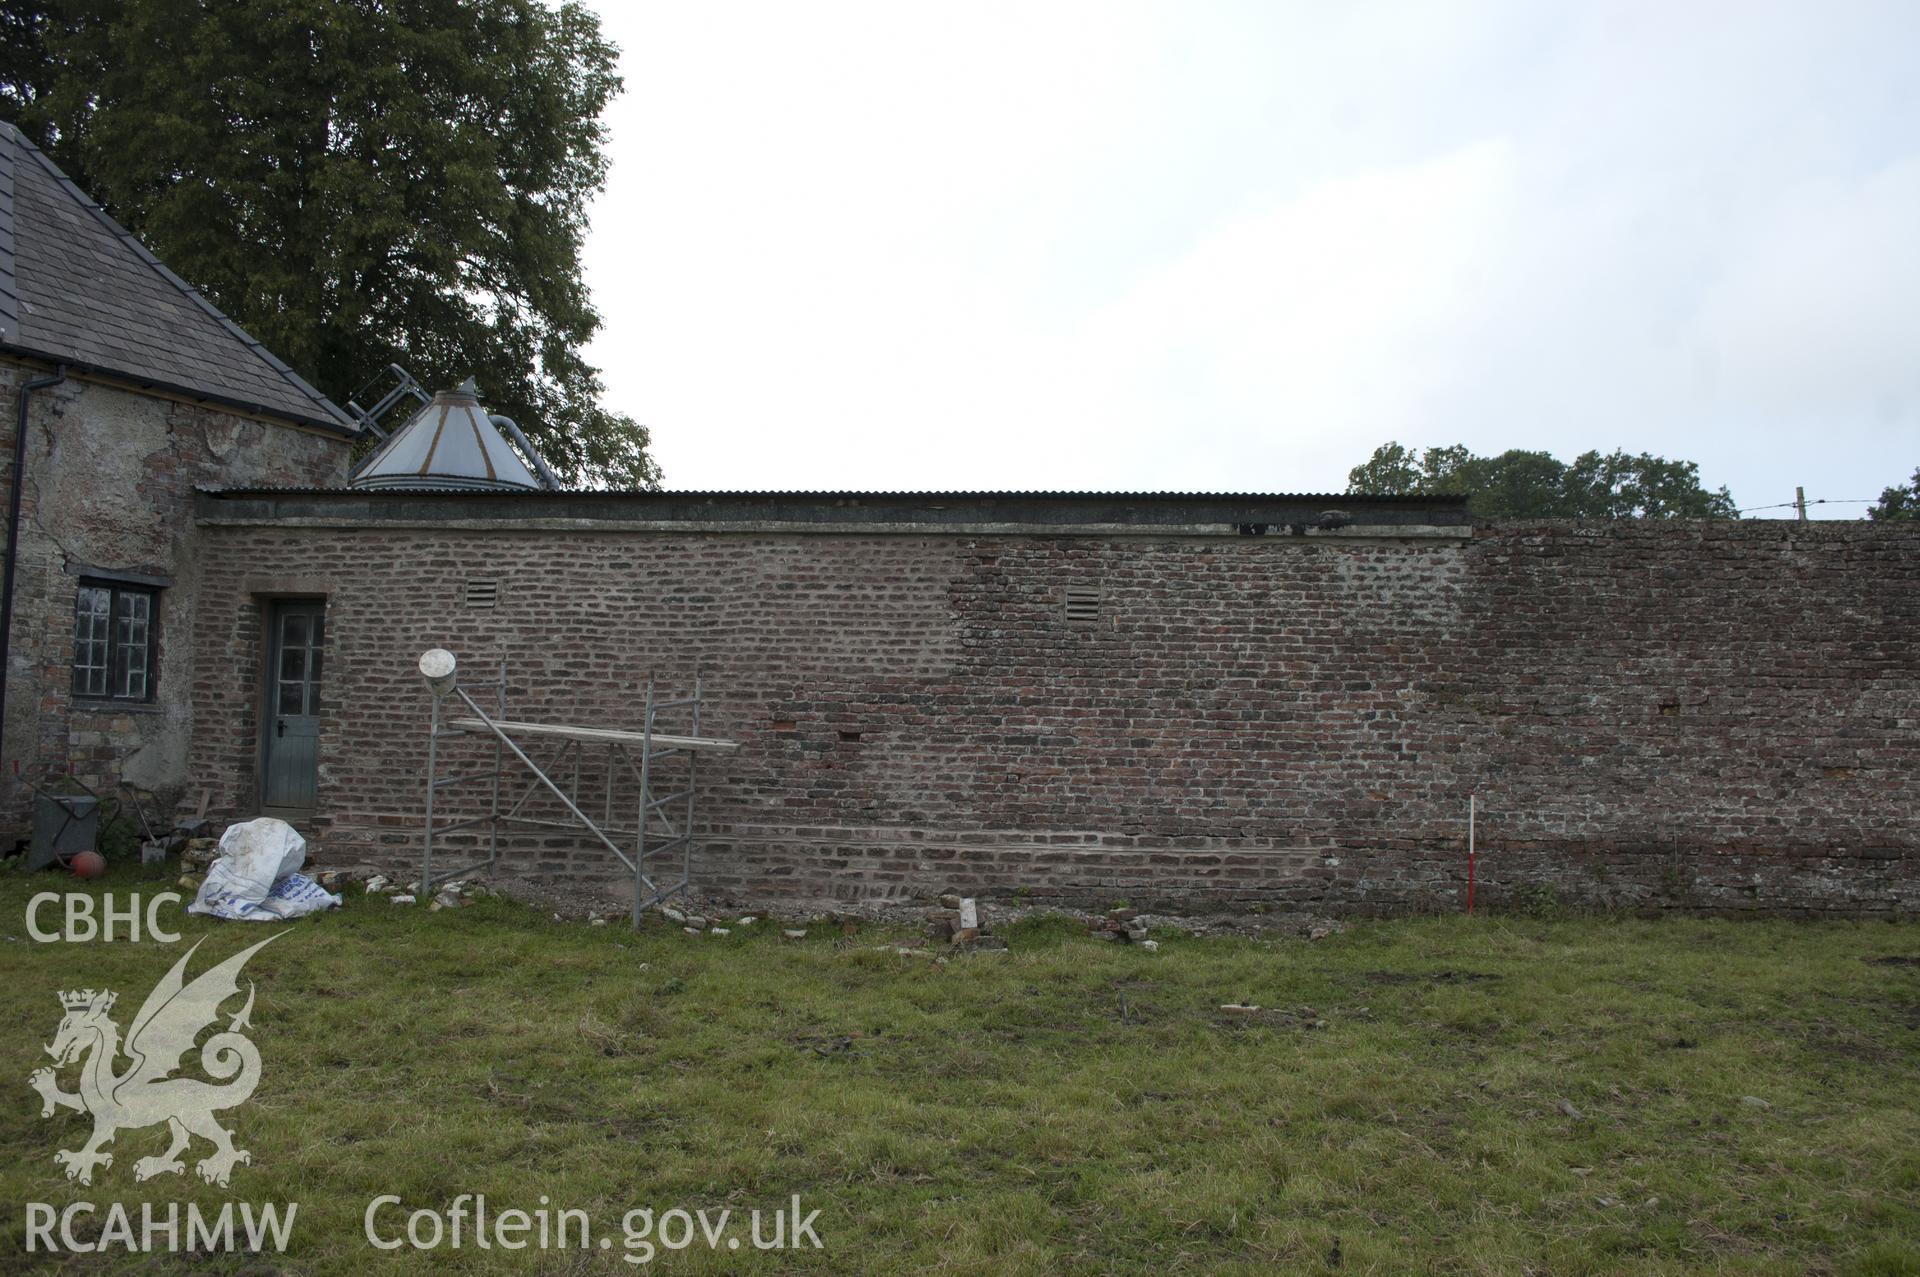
[
  {"left": 490, "top": 414, "right": 562, "bottom": 490},
  {"left": 0, "top": 364, "right": 68, "bottom": 787}
]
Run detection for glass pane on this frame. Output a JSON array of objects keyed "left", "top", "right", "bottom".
[
  {"left": 278, "top": 681, "right": 303, "bottom": 717},
  {"left": 280, "top": 647, "right": 306, "bottom": 682},
  {"left": 283, "top": 614, "right": 308, "bottom": 648},
  {"left": 73, "top": 588, "right": 110, "bottom": 696},
  {"left": 76, "top": 588, "right": 107, "bottom": 643},
  {"left": 77, "top": 650, "right": 99, "bottom": 690},
  {"left": 309, "top": 614, "right": 324, "bottom": 649},
  {"left": 119, "top": 643, "right": 147, "bottom": 699},
  {"left": 306, "top": 651, "right": 324, "bottom": 714},
  {"left": 109, "top": 590, "right": 153, "bottom": 700}
]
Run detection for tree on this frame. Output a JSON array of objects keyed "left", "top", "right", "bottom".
[
  {"left": 1869, "top": 467, "right": 1919, "bottom": 520},
  {"left": 2, "top": 0, "right": 658, "bottom": 487},
  {"left": 1347, "top": 442, "right": 1737, "bottom": 519},
  {"left": 1558, "top": 450, "right": 1738, "bottom": 518}
]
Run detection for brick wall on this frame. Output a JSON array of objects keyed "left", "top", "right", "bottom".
[
  {"left": 0, "top": 359, "right": 350, "bottom": 835},
  {"left": 186, "top": 514, "right": 1918, "bottom": 914}
]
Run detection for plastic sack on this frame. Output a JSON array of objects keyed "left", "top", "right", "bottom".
[{"left": 187, "top": 817, "right": 341, "bottom": 921}]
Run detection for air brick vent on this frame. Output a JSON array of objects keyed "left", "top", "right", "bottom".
[
  {"left": 464, "top": 579, "right": 499, "bottom": 609},
  {"left": 1063, "top": 584, "right": 1101, "bottom": 626}
]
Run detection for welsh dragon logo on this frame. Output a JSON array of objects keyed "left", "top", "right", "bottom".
[{"left": 28, "top": 935, "right": 278, "bottom": 1187}]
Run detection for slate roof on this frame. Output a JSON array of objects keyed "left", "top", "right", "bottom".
[{"left": 0, "top": 119, "right": 356, "bottom": 434}]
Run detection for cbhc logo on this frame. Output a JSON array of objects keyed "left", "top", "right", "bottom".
[{"left": 25, "top": 893, "right": 183, "bottom": 943}]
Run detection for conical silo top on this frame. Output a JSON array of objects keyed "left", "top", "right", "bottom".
[{"left": 350, "top": 379, "right": 543, "bottom": 490}]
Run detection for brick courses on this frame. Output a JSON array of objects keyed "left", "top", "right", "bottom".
[{"left": 183, "top": 508, "right": 1917, "bottom": 915}]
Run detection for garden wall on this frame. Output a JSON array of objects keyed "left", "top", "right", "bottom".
[{"left": 186, "top": 495, "right": 1918, "bottom": 914}]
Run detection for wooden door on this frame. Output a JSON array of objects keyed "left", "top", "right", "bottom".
[{"left": 262, "top": 600, "right": 325, "bottom": 808}]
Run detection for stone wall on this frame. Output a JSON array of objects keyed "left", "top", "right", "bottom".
[
  {"left": 0, "top": 358, "right": 350, "bottom": 836},
  {"left": 185, "top": 509, "right": 1918, "bottom": 914}
]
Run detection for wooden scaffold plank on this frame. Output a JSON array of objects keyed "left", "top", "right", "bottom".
[{"left": 446, "top": 717, "right": 740, "bottom": 753}]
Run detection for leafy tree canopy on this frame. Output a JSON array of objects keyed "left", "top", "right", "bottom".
[
  {"left": 1348, "top": 442, "right": 1738, "bottom": 519},
  {"left": 1869, "top": 467, "right": 1919, "bottom": 520},
  {"left": 2, "top": 0, "right": 657, "bottom": 487}
]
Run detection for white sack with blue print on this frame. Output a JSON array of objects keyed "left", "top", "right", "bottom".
[{"left": 187, "top": 816, "right": 341, "bottom": 921}]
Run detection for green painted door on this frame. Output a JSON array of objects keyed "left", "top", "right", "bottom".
[{"left": 263, "top": 600, "right": 325, "bottom": 808}]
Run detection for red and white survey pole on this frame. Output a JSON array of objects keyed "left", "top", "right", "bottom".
[{"left": 1466, "top": 794, "right": 1478, "bottom": 915}]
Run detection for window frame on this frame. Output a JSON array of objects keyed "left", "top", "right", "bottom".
[{"left": 71, "top": 580, "right": 161, "bottom": 704}]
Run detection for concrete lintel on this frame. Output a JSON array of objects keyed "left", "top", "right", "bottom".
[
  {"left": 64, "top": 561, "right": 173, "bottom": 588},
  {"left": 242, "top": 576, "right": 335, "bottom": 597}
]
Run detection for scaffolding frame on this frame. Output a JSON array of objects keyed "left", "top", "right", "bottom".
[{"left": 420, "top": 657, "right": 738, "bottom": 925}]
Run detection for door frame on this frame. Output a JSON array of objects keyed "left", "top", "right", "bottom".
[{"left": 253, "top": 594, "right": 328, "bottom": 818}]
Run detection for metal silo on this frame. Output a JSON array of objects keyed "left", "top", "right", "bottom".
[{"left": 349, "top": 378, "right": 557, "bottom": 490}]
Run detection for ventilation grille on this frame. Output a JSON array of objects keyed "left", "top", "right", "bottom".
[
  {"left": 1063, "top": 584, "right": 1101, "bottom": 626},
  {"left": 463, "top": 579, "right": 499, "bottom": 609}
]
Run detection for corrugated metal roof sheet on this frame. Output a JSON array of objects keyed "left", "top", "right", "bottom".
[{"left": 203, "top": 486, "right": 1469, "bottom": 502}]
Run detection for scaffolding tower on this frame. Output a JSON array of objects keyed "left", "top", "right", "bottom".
[{"left": 417, "top": 649, "right": 739, "bottom": 925}]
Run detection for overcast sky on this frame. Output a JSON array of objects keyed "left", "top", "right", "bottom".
[{"left": 579, "top": 2, "right": 1919, "bottom": 515}]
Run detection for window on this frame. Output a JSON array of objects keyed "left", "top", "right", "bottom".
[{"left": 72, "top": 582, "right": 158, "bottom": 701}]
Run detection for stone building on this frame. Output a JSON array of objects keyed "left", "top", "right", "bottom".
[
  {"left": 4, "top": 118, "right": 1916, "bottom": 913},
  {"left": 0, "top": 120, "right": 355, "bottom": 828}
]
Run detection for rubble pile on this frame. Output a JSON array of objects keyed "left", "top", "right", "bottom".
[
  {"left": 1088, "top": 906, "right": 1155, "bottom": 947},
  {"left": 657, "top": 903, "right": 781, "bottom": 939},
  {"left": 924, "top": 894, "right": 1008, "bottom": 952},
  {"left": 354, "top": 873, "right": 492, "bottom": 910}
]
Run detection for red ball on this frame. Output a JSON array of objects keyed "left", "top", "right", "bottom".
[{"left": 69, "top": 851, "right": 106, "bottom": 880}]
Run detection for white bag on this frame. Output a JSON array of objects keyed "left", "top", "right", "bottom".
[{"left": 187, "top": 817, "right": 340, "bottom": 921}]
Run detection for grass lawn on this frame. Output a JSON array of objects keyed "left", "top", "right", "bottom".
[{"left": 2, "top": 868, "right": 1917, "bottom": 1275}]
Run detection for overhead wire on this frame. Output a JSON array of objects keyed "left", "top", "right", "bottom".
[{"left": 1734, "top": 498, "right": 1880, "bottom": 515}]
